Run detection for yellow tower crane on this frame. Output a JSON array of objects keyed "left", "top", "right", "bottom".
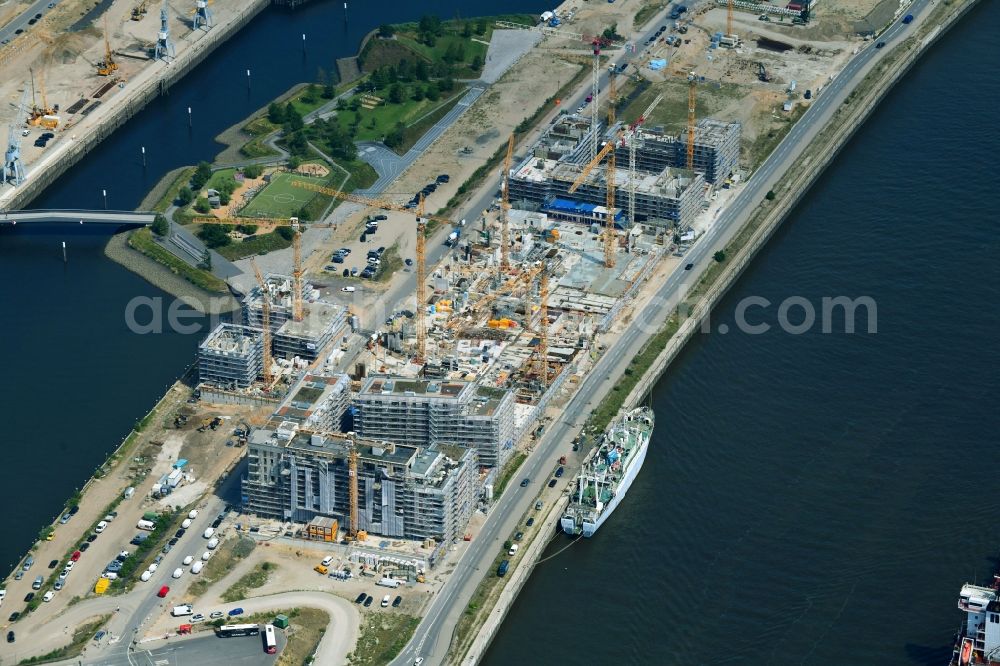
[
  {"left": 348, "top": 444, "right": 359, "bottom": 540},
  {"left": 500, "top": 134, "right": 514, "bottom": 271},
  {"left": 687, "top": 75, "right": 697, "bottom": 171},
  {"left": 567, "top": 133, "right": 622, "bottom": 268},
  {"left": 535, "top": 268, "right": 550, "bottom": 385},
  {"left": 290, "top": 217, "right": 304, "bottom": 322},
  {"left": 249, "top": 258, "right": 273, "bottom": 386},
  {"left": 97, "top": 17, "right": 118, "bottom": 76}
]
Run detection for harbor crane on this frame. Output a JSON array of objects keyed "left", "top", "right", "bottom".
[
  {"left": 2, "top": 90, "right": 30, "bottom": 186},
  {"left": 193, "top": 0, "right": 214, "bottom": 30},
  {"left": 290, "top": 180, "right": 453, "bottom": 362},
  {"left": 154, "top": 3, "right": 176, "bottom": 60},
  {"left": 249, "top": 258, "right": 273, "bottom": 386}
]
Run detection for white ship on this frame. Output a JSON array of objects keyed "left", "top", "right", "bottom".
[{"left": 561, "top": 406, "right": 654, "bottom": 538}]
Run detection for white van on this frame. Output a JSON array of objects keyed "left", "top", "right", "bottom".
[
  {"left": 172, "top": 568, "right": 183, "bottom": 579},
  {"left": 203, "top": 527, "right": 215, "bottom": 539},
  {"left": 381, "top": 594, "right": 391, "bottom": 608},
  {"left": 181, "top": 518, "right": 192, "bottom": 529},
  {"left": 191, "top": 561, "right": 204, "bottom": 574},
  {"left": 124, "top": 487, "right": 135, "bottom": 499},
  {"left": 207, "top": 537, "right": 219, "bottom": 550},
  {"left": 341, "top": 286, "right": 356, "bottom": 292},
  {"left": 140, "top": 570, "right": 152, "bottom": 582},
  {"left": 171, "top": 605, "right": 193, "bottom": 617},
  {"left": 188, "top": 510, "right": 199, "bottom": 520}
]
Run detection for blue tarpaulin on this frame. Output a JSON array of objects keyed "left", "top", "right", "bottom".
[{"left": 649, "top": 59, "right": 667, "bottom": 70}]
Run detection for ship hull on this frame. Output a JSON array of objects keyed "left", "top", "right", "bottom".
[{"left": 562, "top": 433, "right": 648, "bottom": 538}]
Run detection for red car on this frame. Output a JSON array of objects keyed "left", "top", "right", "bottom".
[
  {"left": 157, "top": 586, "right": 169, "bottom": 598},
  {"left": 70, "top": 551, "right": 81, "bottom": 562}
]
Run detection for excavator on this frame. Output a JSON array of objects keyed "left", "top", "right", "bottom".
[{"left": 97, "top": 18, "right": 118, "bottom": 76}]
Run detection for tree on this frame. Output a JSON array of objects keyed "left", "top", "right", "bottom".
[
  {"left": 276, "top": 226, "right": 296, "bottom": 241},
  {"left": 219, "top": 191, "right": 231, "bottom": 206},
  {"left": 287, "top": 155, "right": 301, "bottom": 170},
  {"left": 197, "top": 250, "right": 212, "bottom": 271},
  {"left": 462, "top": 21, "right": 473, "bottom": 38},
  {"left": 176, "top": 186, "right": 194, "bottom": 206},
  {"left": 602, "top": 24, "right": 622, "bottom": 41},
  {"left": 411, "top": 86, "right": 425, "bottom": 102},
  {"left": 388, "top": 83, "right": 404, "bottom": 104},
  {"left": 397, "top": 59, "right": 413, "bottom": 82},
  {"left": 437, "top": 77, "right": 455, "bottom": 93},
  {"left": 193, "top": 197, "right": 212, "bottom": 214},
  {"left": 283, "top": 103, "right": 304, "bottom": 131},
  {"left": 470, "top": 54, "right": 482, "bottom": 72},
  {"left": 418, "top": 15, "right": 443, "bottom": 39},
  {"left": 190, "top": 161, "right": 213, "bottom": 190},
  {"left": 242, "top": 164, "right": 262, "bottom": 179},
  {"left": 415, "top": 60, "right": 429, "bottom": 82},
  {"left": 267, "top": 102, "right": 285, "bottom": 124},
  {"left": 286, "top": 130, "right": 308, "bottom": 156},
  {"left": 425, "top": 84, "right": 440, "bottom": 102},
  {"left": 323, "top": 82, "right": 335, "bottom": 99},
  {"left": 378, "top": 23, "right": 394, "bottom": 38},
  {"left": 151, "top": 213, "right": 169, "bottom": 237},
  {"left": 197, "top": 223, "right": 231, "bottom": 248},
  {"left": 713, "top": 250, "right": 727, "bottom": 263},
  {"left": 765, "top": 190, "right": 776, "bottom": 201},
  {"left": 368, "top": 116, "right": 378, "bottom": 129},
  {"left": 384, "top": 122, "right": 406, "bottom": 151},
  {"left": 475, "top": 18, "right": 488, "bottom": 35}
]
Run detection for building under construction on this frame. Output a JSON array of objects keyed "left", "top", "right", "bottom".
[
  {"left": 355, "top": 378, "right": 517, "bottom": 469},
  {"left": 242, "top": 274, "right": 347, "bottom": 360},
  {"left": 615, "top": 119, "right": 742, "bottom": 185},
  {"left": 197, "top": 324, "right": 264, "bottom": 389},
  {"left": 242, "top": 428, "right": 477, "bottom": 545},
  {"left": 509, "top": 155, "right": 705, "bottom": 228}
]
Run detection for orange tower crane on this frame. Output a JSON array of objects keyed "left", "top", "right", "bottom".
[
  {"left": 290, "top": 217, "right": 304, "bottom": 322},
  {"left": 500, "top": 134, "right": 514, "bottom": 271},
  {"left": 536, "top": 268, "right": 550, "bottom": 385},
  {"left": 727, "top": 0, "right": 735, "bottom": 38},
  {"left": 567, "top": 133, "right": 622, "bottom": 268},
  {"left": 686, "top": 75, "right": 697, "bottom": 171},
  {"left": 249, "top": 258, "right": 273, "bottom": 386}
]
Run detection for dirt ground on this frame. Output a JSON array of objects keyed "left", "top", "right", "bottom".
[{"left": 0, "top": 0, "right": 249, "bottom": 172}]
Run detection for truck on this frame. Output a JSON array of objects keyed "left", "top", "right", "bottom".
[
  {"left": 136, "top": 519, "right": 156, "bottom": 531},
  {"left": 377, "top": 577, "right": 401, "bottom": 589},
  {"left": 446, "top": 229, "right": 461, "bottom": 246},
  {"left": 902, "top": 13, "right": 914, "bottom": 24}
]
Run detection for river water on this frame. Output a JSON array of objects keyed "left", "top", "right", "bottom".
[
  {"left": 485, "top": 2, "right": 1000, "bottom": 664},
  {"left": 0, "top": 0, "right": 545, "bottom": 573}
]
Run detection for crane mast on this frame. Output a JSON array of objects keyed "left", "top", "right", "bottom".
[
  {"left": 291, "top": 217, "right": 304, "bottom": 322},
  {"left": 687, "top": 76, "right": 697, "bottom": 171},
  {"left": 605, "top": 150, "right": 617, "bottom": 268},
  {"left": 626, "top": 93, "right": 664, "bottom": 227},
  {"left": 250, "top": 258, "right": 273, "bottom": 386},
  {"left": 500, "top": 134, "right": 514, "bottom": 271},
  {"left": 415, "top": 195, "right": 427, "bottom": 361},
  {"left": 536, "top": 269, "right": 549, "bottom": 385},
  {"left": 348, "top": 445, "right": 359, "bottom": 539}
]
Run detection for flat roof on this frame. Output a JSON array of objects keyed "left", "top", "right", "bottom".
[{"left": 361, "top": 377, "right": 470, "bottom": 398}]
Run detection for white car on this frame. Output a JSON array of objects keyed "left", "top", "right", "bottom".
[
  {"left": 203, "top": 527, "right": 214, "bottom": 539},
  {"left": 140, "top": 570, "right": 152, "bottom": 582},
  {"left": 182, "top": 555, "right": 194, "bottom": 566},
  {"left": 171, "top": 568, "right": 183, "bottom": 579},
  {"left": 147, "top": 563, "right": 158, "bottom": 573},
  {"left": 191, "top": 561, "right": 204, "bottom": 574},
  {"left": 209, "top": 611, "right": 224, "bottom": 619},
  {"left": 188, "top": 510, "right": 199, "bottom": 520},
  {"left": 43, "top": 591, "right": 55, "bottom": 602},
  {"left": 321, "top": 556, "right": 334, "bottom": 567},
  {"left": 191, "top": 613, "right": 205, "bottom": 622},
  {"left": 181, "top": 518, "right": 192, "bottom": 529},
  {"left": 207, "top": 537, "right": 219, "bottom": 550},
  {"left": 201, "top": 551, "right": 212, "bottom": 562},
  {"left": 64, "top": 560, "right": 75, "bottom": 571},
  {"left": 95, "top": 520, "right": 108, "bottom": 533},
  {"left": 58, "top": 569, "right": 69, "bottom": 580}
]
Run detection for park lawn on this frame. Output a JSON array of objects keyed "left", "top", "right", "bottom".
[
  {"left": 204, "top": 168, "right": 238, "bottom": 194},
  {"left": 240, "top": 171, "right": 328, "bottom": 219},
  {"left": 395, "top": 32, "right": 488, "bottom": 77},
  {"left": 288, "top": 85, "right": 335, "bottom": 119},
  {"left": 333, "top": 84, "right": 467, "bottom": 143}
]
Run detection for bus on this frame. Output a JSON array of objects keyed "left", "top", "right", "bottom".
[
  {"left": 216, "top": 624, "right": 260, "bottom": 638},
  {"left": 263, "top": 624, "right": 277, "bottom": 654}
]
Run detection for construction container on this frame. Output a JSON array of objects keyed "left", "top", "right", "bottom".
[{"left": 273, "top": 614, "right": 289, "bottom": 629}]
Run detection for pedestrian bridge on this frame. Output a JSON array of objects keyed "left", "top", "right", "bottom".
[{"left": 0, "top": 209, "right": 156, "bottom": 227}]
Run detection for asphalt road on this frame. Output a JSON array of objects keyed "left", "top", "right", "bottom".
[
  {"left": 389, "top": 3, "right": 930, "bottom": 665},
  {"left": 75, "top": 632, "right": 281, "bottom": 666},
  {"left": 0, "top": 0, "right": 59, "bottom": 44}
]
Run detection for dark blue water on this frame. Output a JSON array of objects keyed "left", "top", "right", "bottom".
[
  {"left": 485, "top": 2, "right": 1000, "bottom": 664},
  {"left": 0, "top": 0, "right": 546, "bottom": 573}
]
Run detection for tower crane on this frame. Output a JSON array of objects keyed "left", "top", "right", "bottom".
[
  {"left": 588, "top": 35, "right": 627, "bottom": 160},
  {"left": 686, "top": 74, "right": 697, "bottom": 171},
  {"left": 2, "top": 90, "right": 29, "bottom": 186},
  {"left": 348, "top": 443, "right": 359, "bottom": 540},
  {"left": 97, "top": 17, "right": 118, "bottom": 76},
  {"left": 625, "top": 93, "right": 664, "bottom": 228},
  {"left": 290, "top": 217, "right": 305, "bottom": 322},
  {"left": 567, "top": 132, "right": 624, "bottom": 268},
  {"left": 249, "top": 258, "right": 273, "bottom": 386},
  {"left": 535, "top": 268, "right": 550, "bottom": 386},
  {"left": 500, "top": 133, "right": 514, "bottom": 271},
  {"left": 727, "top": 0, "right": 735, "bottom": 39},
  {"left": 289, "top": 181, "right": 453, "bottom": 361}
]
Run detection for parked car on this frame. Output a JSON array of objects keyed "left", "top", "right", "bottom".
[
  {"left": 23, "top": 593, "right": 34, "bottom": 603},
  {"left": 526, "top": 517, "right": 535, "bottom": 527},
  {"left": 548, "top": 479, "right": 557, "bottom": 488},
  {"left": 209, "top": 611, "right": 224, "bottom": 619},
  {"left": 42, "top": 591, "right": 55, "bottom": 602},
  {"left": 6, "top": 630, "right": 13, "bottom": 643},
  {"left": 514, "top": 532, "right": 524, "bottom": 541},
  {"left": 363, "top": 596, "right": 373, "bottom": 607},
  {"left": 227, "top": 607, "right": 244, "bottom": 617},
  {"left": 32, "top": 576, "right": 43, "bottom": 590},
  {"left": 71, "top": 551, "right": 82, "bottom": 562},
  {"left": 54, "top": 580, "right": 63, "bottom": 591},
  {"left": 392, "top": 596, "right": 402, "bottom": 607},
  {"left": 355, "top": 592, "right": 367, "bottom": 604},
  {"left": 47, "top": 559, "right": 58, "bottom": 569}
]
